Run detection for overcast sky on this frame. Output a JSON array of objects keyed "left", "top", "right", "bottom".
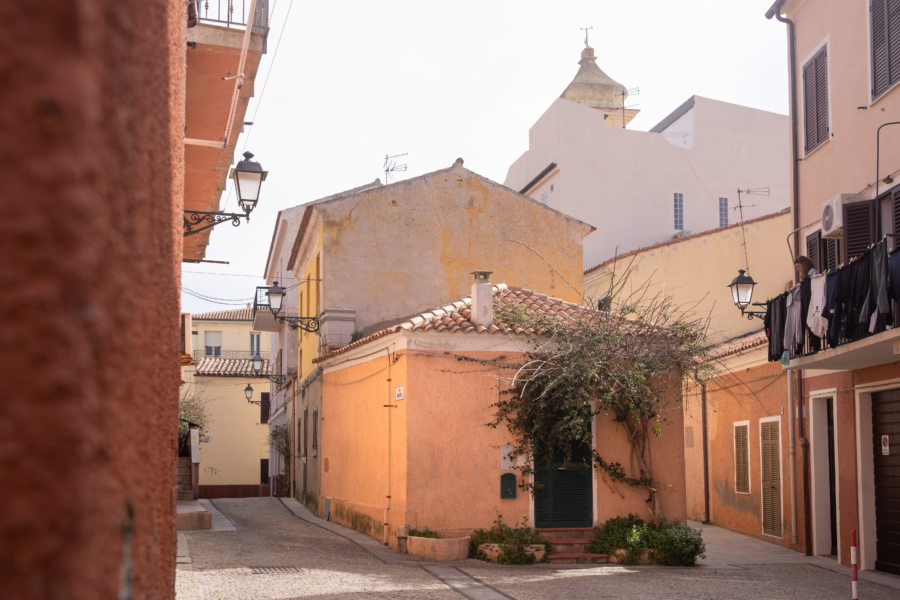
[{"left": 182, "top": 0, "right": 789, "bottom": 314}]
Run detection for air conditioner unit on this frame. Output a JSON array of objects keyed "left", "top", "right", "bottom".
[{"left": 821, "top": 193, "right": 855, "bottom": 238}]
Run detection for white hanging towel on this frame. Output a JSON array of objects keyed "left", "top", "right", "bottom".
[{"left": 807, "top": 275, "right": 828, "bottom": 338}]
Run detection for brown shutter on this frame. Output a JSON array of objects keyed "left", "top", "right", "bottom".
[
  {"left": 803, "top": 46, "right": 829, "bottom": 153},
  {"left": 892, "top": 189, "right": 900, "bottom": 239},
  {"left": 824, "top": 238, "right": 841, "bottom": 271},
  {"left": 873, "top": 0, "right": 890, "bottom": 97},
  {"left": 735, "top": 425, "right": 750, "bottom": 494},
  {"left": 761, "top": 421, "right": 782, "bottom": 537},
  {"left": 260, "top": 392, "right": 270, "bottom": 424},
  {"left": 844, "top": 200, "right": 877, "bottom": 261},
  {"left": 806, "top": 230, "right": 822, "bottom": 271}
]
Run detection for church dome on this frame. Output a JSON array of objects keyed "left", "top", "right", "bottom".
[{"left": 560, "top": 46, "right": 627, "bottom": 110}]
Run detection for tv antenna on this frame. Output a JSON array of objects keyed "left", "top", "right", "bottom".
[
  {"left": 617, "top": 87, "right": 640, "bottom": 129},
  {"left": 580, "top": 25, "right": 593, "bottom": 47},
  {"left": 383, "top": 153, "right": 408, "bottom": 183},
  {"left": 735, "top": 186, "right": 771, "bottom": 274}
]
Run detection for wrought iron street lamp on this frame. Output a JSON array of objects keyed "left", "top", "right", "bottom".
[
  {"left": 244, "top": 383, "right": 259, "bottom": 405},
  {"left": 264, "top": 281, "right": 319, "bottom": 334},
  {"left": 251, "top": 352, "right": 287, "bottom": 385},
  {"left": 728, "top": 269, "right": 766, "bottom": 320},
  {"left": 183, "top": 151, "right": 269, "bottom": 236}
]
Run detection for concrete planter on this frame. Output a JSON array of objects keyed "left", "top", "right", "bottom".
[
  {"left": 407, "top": 535, "right": 470, "bottom": 561},
  {"left": 477, "top": 543, "right": 547, "bottom": 563}
]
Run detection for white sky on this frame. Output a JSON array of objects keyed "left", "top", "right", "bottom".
[{"left": 181, "top": 0, "right": 788, "bottom": 314}]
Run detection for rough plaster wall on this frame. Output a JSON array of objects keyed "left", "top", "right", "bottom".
[
  {"left": 318, "top": 167, "right": 591, "bottom": 333},
  {"left": 0, "top": 1, "right": 183, "bottom": 598}
]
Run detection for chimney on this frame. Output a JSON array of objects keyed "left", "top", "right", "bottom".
[{"left": 470, "top": 271, "right": 493, "bottom": 327}]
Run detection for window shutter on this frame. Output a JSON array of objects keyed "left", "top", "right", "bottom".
[
  {"left": 803, "top": 46, "right": 829, "bottom": 153},
  {"left": 761, "top": 422, "right": 782, "bottom": 537},
  {"left": 873, "top": 0, "right": 890, "bottom": 97},
  {"left": 734, "top": 425, "right": 749, "bottom": 494},
  {"left": 892, "top": 189, "right": 900, "bottom": 240},
  {"left": 843, "top": 200, "right": 877, "bottom": 261},
  {"left": 824, "top": 238, "right": 841, "bottom": 271},
  {"left": 806, "top": 231, "right": 822, "bottom": 271},
  {"left": 312, "top": 409, "right": 318, "bottom": 452},
  {"left": 260, "top": 392, "right": 270, "bottom": 424}
]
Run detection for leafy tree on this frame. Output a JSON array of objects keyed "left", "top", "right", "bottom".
[{"left": 491, "top": 264, "right": 711, "bottom": 521}]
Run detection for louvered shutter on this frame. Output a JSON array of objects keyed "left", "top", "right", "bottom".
[
  {"left": 843, "top": 200, "right": 877, "bottom": 261},
  {"left": 260, "top": 392, "right": 270, "bottom": 424},
  {"left": 803, "top": 46, "right": 829, "bottom": 153},
  {"left": 735, "top": 425, "right": 749, "bottom": 494},
  {"left": 761, "top": 421, "right": 782, "bottom": 537},
  {"left": 892, "top": 190, "right": 900, "bottom": 240},
  {"left": 872, "top": 0, "right": 900, "bottom": 99},
  {"left": 824, "top": 238, "right": 841, "bottom": 270},
  {"left": 806, "top": 231, "right": 822, "bottom": 271}
]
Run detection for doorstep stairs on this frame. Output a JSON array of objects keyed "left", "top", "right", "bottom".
[{"left": 538, "top": 528, "right": 608, "bottom": 564}]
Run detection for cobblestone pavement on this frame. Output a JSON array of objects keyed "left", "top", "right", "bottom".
[{"left": 177, "top": 497, "right": 900, "bottom": 600}]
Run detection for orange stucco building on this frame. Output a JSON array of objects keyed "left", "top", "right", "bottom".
[{"left": 312, "top": 282, "right": 687, "bottom": 547}]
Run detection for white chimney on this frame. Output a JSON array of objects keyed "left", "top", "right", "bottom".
[{"left": 470, "top": 271, "right": 493, "bottom": 327}]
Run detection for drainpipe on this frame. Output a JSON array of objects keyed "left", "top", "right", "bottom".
[
  {"left": 798, "top": 370, "right": 812, "bottom": 555},
  {"left": 766, "top": 1, "right": 801, "bottom": 264},
  {"left": 769, "top": 0, "right": 810, "bottom": 553},
  {"left": 787, "top": 369, "right": 798, "bottom": 547},
  {"left": 701, "top": 377, "right": 711, "bottom": 524},
  {"left": 384, "top": 348, "right": 393, "bottom": 545}
]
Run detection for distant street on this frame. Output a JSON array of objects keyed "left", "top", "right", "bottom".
[{"left": 176, "top": 498, "right": 900, "bottom": 600}]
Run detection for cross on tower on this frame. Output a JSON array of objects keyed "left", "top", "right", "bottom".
[{"left": 580, "top": 25, "right": 593, "bottom": 47}]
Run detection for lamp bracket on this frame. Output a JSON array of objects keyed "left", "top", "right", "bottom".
[
  {"left": 276, "top": 315, "right": 320, "bottom": 334},
  {"left": 246, "top": 398, "right": 262, "bottom": 406},
  {"left": 183, "top": 209, "right": 250, "bottom": 237},
  {"left": 741, "top": 301, "right": 768, "bottom": 321},
  {"left": 257, "top": 374, "right": 288, "bottom": 385}
]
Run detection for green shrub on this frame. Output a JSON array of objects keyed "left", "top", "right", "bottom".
[
  {"left": 469, "top": 513, "right": 553, "bottom": 564},
  {"left": 589, "top": 515, "right": 705, "bottom": 566},
  {"left": 650, "top": 521, "right": 706, "bottom": 566},
  {"left": 409, "top": 527, "right": 440, "bottom": 539}
]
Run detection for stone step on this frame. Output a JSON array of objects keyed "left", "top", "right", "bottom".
[
  {"left": 547, "top": 552, "right": 608, "bottom": 564},
  {"left": 550, "top": 540, "right": 591, "bottom": 554},
  {"left": 537, "top": 527, "right": 594, "bottom": 543}
]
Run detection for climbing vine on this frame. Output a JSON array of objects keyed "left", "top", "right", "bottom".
[{"left": 490, "top": 270, "right": 712, "bottom": 521}]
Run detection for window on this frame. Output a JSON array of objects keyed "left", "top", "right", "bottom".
[
  {"left": 803, "top": 45, "right": 829, "bottom": 154},
  {"left": 250, "top": 332, "right": 260, "bottom": 355},
  {"left": 806, "top": 230, "right": 841, "bottom": 272},
  {"left": 871, "top": 0, "right": 900, "bottom": 100},
  {"left": 204, "top": 331, "right": 222, "bottom": 357},
  {"left": 312, "top": 409, "right": 318, "bottom": 455},
  {"left": 719, "top": 197, "right": 728, "bottom": 227},
  {"left": 541, "top": 190, "right": 549, "bottom": 205},
  {"left": 734, "top": 422, "right": 750, "bottom": 494},
  {"left": 260, "top": 392, "right": 270, "bottom": 424},
  {"left": 673, "top": 193, "right": 684, "bottom": 231}
]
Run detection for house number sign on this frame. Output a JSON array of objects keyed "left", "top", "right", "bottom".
[
  {"left": 883, "top": 435, "right": 890, "bottom": 456},
  {"left": 395, "top": 385, "right": 404, "bottom": 402}
]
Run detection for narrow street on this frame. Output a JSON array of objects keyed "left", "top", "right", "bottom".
[{"left": 176, "top": 498, "right": 900, "bottom": 600}]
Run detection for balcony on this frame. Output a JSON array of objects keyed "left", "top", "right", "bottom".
[
  {"left": 184, "top": 1, "right": 269, "bottom": 261},
  {"left": 766, "top": 241, "right": 900, "bottom": 371},
  {"left": 192, "top": 349, "right": 269, "bottom": 361},
  {"left": 252, "top": 285, "right": 279, "bottom": 332}
]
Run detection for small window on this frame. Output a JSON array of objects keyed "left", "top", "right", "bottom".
[
  {"left": 541, "top": 190, "right": 549, "bottom": 205},
  {"left": 204, "top": 331, "right": 222, "bottom": 357},
  {"left": 312, "top": 409, "right": 318, "bottom": 455},
  {"left": 674, "top": 193, "right": 684, "bottom": 231},
  {"left": 734, "top": 423, "right": 750, "bottom": 494},
  {"left": 803, "top": 45, "right": 829, "bottom": 154},
  {"left": 871, "top": 0, "right": 900, "bottom": 100},
  {"left": 250, "top": 332, "right": 260, "bottom": 355},
  {"left": 260, "top": 392, "right": 270, "bottom": 424},
  {"left": 719, "top": 197, "right": 728, "bottom": 227}
]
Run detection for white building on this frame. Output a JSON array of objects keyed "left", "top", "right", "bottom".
[{"left": 504, "top": 45, "right": 791, "bottom": 270}]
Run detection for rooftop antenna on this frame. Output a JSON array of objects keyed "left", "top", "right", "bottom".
[
  {"left": 735, "top": 186, "right": 771, "bottom": 274},
  {"left": 617, "top": 87, "right": 640, "bottom": 129},
  {"left": 580, "top": 25, "right": 593, "bottom": 47},
  {"left": 383, "top": 153, "right": 408, "bottom": 183}
]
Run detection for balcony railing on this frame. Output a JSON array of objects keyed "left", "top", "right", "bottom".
[
  {"left": 193, "top": 349, "right": 269, "bottom": 361},
  {"left": 765, "top": 240, "right": 899, "bottom": 369},
  {"left": 196, "top": 0, "right": 268, "bottom": 31}
]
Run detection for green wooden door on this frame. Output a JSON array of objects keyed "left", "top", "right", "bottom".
[{"left": 534, "top": 441, "right": 593, "bottom": 528}]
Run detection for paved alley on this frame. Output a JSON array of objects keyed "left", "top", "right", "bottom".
[{"left": 176, "top": 497, "right": 900, "bottom": 600}]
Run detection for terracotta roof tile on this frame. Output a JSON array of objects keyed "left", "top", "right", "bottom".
[
  {"left": 315, "top": 284, "right": 591, "bottom": 362},
  {"left": 707, "top": 330, "right": 767, "bottom": 361},
  {"left": 192, "top": 306, "right": 253, "bottom": 321},
  {"left": 194, "top": 357, "right": 272, "bottom": 377}
]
